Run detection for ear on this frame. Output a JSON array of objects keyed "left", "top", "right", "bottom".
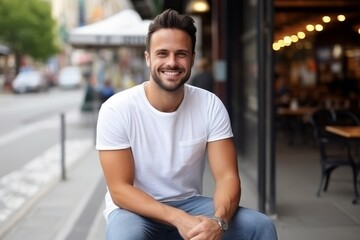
[{"left": 144, "top": 51, "right": 150, "bottom": 67}]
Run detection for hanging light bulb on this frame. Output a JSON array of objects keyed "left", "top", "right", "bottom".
[{"left": 186, "top": 0, "right": 210, "bottom": 13}]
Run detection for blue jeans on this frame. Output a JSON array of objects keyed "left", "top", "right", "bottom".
[{"left": 106, "top": 196, "right": 278, "bottom": 240}]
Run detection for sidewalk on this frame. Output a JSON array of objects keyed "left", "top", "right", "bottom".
[
  {"left": 1, "top": 135, "right": 360, "bottom": 240},
  {"left": 0, "top": 109, "right": 101, "bottom": 240},
  {"left": 273, "top": 138, "right": 360, "bottom": 240},
  {"left": 1, "top": 147, "right": 105, "bottom": 240}
]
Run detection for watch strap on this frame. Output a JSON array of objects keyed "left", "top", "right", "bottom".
[{"left": 209, "top": 216, "right": 228, "bottom": 231}]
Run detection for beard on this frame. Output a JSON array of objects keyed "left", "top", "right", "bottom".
[{"left": 150, "top": 66, "right": 192, "bottom": 92}]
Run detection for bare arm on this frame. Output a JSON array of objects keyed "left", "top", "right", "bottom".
[
  {"left": 186, "top": 138, "right": 241, "bottom": 239},
  {"left": 98, "top": 149, "right": 202, "bottom": 238},
  {"left": 207, "top": 137, "right": 241, "bottom": 222}
]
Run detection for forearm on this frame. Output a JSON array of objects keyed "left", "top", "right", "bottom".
[
  {"left": 99, "top": 149, "right": 187, "bottom": 225},
  {"left": 110, "top": 184, "right": 185, "bottom": 225},
  {"left": 207, "top": 138, "right": 240, "bottom": 222},
  {"left": 213, "top": 175, "right": 241, "bottom": 222}
]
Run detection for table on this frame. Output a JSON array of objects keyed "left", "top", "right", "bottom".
[
  {"left": 325, "top": 126, "right": 360, "bottom": 138},
  {"left": 277, "top": 107, "right": 318, "bottom": 116},
  {"left": 326, "top": 125, "right": 360, "bottom": 204},
  {"left": 277, "top": 107, "right": 318, "bottom": 145}
]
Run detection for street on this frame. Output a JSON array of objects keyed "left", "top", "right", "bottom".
[
  {"left": 0, "top": 88, "right": 84, "bottom": 135},
  {"left": 0, "top": 87, "right": 97, "bottom": 235}
]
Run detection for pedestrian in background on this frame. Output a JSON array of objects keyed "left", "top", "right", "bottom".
[
  {"left": 100, "top": 79, "right": 115, "bottom": 104},
  {"left": 96, "top": 9, "right": 278, "bottom": 240},
  {"left": 191, "top": 57, "right": 214, "bottom": 92}
]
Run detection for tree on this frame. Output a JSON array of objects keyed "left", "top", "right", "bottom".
[{"left": 0, "top": 0, "right": 59, "bottom": 73}]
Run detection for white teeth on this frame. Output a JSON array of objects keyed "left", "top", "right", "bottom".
[{"left": 163, "top": 71, "right": 179, "bottom": 76}]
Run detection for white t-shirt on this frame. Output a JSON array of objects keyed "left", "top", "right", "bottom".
[{"left": 96, "top": 82, "right": 233, "bottom": 219}]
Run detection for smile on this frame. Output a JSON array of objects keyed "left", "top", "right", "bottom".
[{"left": 161, "top": 70, "right": 181, "bottom": 76}]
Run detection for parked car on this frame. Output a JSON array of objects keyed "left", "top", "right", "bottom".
[
  {"left": 12, "top": 70, "right": 48, "bottom": 93},
  {"left": 58, "top": 66, "right": 82, "bottom": 89}
]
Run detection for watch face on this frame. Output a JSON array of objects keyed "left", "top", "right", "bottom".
[
  {"left": 221, "top": 220, "right": 228, "bottom": 230},
  {"left": 211, "top": 216, "right": 228, "bottom": 231}
]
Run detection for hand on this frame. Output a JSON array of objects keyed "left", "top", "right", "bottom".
[
  {"left": 187, "top": 216, "right": 222, "bottom": 240},
  {"left": 175, "top": 214, "right": 203, "bottom": 239},
  {"left": 183, "top": 216, "right": 223, "bottom": 240}
]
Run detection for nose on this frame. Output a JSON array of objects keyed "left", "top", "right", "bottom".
[{"left": 167, "top": 53, "right": 177, "bottom": 67}]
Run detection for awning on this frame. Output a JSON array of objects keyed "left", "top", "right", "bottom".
[
  {"left": 68, "top": 9, "right": 151, "bottom": 48},
  {"left": 0, "top": 44, "right": 10, "bottom": 55}
]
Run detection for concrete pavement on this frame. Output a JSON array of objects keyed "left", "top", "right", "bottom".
[
  {"left": 0, "top": 108, "right": 100, "bottom": 239},
  {"left": 1, "top": 147, "right": 105, "bottom": 240}
]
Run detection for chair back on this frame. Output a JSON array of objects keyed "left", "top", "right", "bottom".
[
  {"left": 310, "top": 109, "right": 359, "bottom": 199},
  {"left": 334, "top": 110, "right": 360, "bottom": 126},
  {"left": 309, "top": 108, "right": 336, "bottom": 141},
  {"left": 310, "top": 109, "right": 355, "bottom": 161}
]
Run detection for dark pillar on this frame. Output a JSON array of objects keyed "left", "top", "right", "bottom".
[{"left": 211, "top": 0, "right": 227, "bottom": 104}]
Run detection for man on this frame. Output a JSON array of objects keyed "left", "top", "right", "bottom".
[{"left": 96, "top": 9, "right": 278, "bottom": 240}]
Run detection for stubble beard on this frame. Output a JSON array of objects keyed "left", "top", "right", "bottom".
[{"left": 150, "top": 67, "right": 191, "bottom": 92}]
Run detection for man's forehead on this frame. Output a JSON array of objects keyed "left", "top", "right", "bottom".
[{"left": 149, "top": 29, "right": 192, "bottom": 51}]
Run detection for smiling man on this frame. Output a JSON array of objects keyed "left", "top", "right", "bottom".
[{"left": 96, "top": 9, "right": 278, "bottom": 240}]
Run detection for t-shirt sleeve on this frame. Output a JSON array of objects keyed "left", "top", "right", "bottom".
[
  {"left": 95, "top": 100, "right": 131, "bottom": 150},
  {"left": 207, "top": 95, "right": 234, "bottom": 142}
]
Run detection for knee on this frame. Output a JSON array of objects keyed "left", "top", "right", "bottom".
[
  {"left": 230, "top": 208, "right": 278, "bottom": 240},
  {"left": 249, "top": 212, "right": 278, "bottom": 240},
  {"left": 106, "top": 210, "right": 149, "bottom": 240},
  {"left": 106, "top": 220, "right": 144, "bottom": 240},
  {"left": 256, "top": 214, "right": 277, "bottom": 234}
]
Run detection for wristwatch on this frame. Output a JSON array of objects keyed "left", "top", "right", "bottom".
[{"left": 209, "top": 216, "right": 228, "bottom": 231}]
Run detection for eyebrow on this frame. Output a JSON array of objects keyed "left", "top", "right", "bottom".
[{"left": 154, "top": 49, "right": 191, "bottom": 54}]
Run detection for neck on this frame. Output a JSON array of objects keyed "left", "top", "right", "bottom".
[{"left": 144, "top": 81, "right": 184, "bottom": 112}]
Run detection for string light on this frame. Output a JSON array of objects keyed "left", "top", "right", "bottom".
[
  {"left": 322, "top": 16, "right": 331, "bottom": 23},
  {"left": 273, "top": 14, "right": 351, "bottom": 50},
  {"left": 337, "top": 15, "right": 346, "bottom": 21},
  {"left": 186, "top": 0, "right": 210, "bottom": 13}
]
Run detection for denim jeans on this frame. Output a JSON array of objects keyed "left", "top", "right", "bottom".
[{"left": 106, "top": 196, "right": 278, "bottom": 240}]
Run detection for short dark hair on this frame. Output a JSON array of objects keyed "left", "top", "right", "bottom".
[{"left": 146, "top": 9, "right": 197, "bottom": 53}]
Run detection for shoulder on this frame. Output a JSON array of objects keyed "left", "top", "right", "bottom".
[
  {"left": 108, "top": 84, "right": 143, "bottom": 102},
  {"left": 185, "top": 83, "right": 211, "bottom": 95},
  {"left": 101, "top": 84, "right": 144, "bottom": 112},
  {"left": 185, "top": 84, "right": 222, "bottom": 105}
]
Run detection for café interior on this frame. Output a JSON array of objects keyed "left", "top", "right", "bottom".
[
  {"left": 273, "top": 0, "right": 360, "bottom": 207},
  {"left": 273, "top": 0, "right": 360, "bottom": 114}
]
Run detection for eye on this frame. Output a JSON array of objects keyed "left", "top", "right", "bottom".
[
  {"left": 177, "top": 52, "right": 188, "bottom": 58},
  {"left": 157, "top": 51, "right": 168, "bottom": 57}
]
